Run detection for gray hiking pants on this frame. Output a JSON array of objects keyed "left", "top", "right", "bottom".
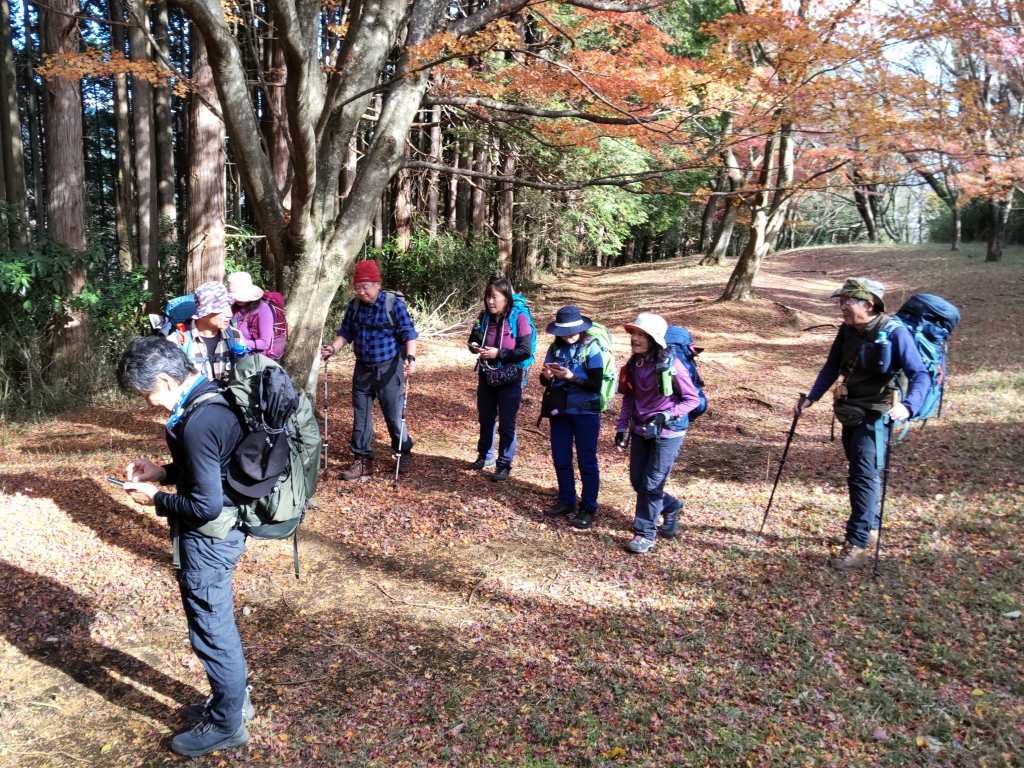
[{"left": 350, "top": 355, "right": 413, "bottom": 458}]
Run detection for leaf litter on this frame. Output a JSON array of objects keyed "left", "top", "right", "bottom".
[{"left": 1, "top": 244, "right": 1022, "bottom": 766}]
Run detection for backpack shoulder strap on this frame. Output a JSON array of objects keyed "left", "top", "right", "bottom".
[
  {"left": 181, "top": 392, "right": 231, "bottom": 422},
  {"left": 384, "top": 291, "right": 397, "bottom": 328}
]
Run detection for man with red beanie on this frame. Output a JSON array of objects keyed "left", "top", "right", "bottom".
[{"left": 321, "top": 260, "right": 418, "bottom": 481}]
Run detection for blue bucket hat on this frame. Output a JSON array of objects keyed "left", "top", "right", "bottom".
[{"left": 546, "top": 306, "right": 593, "bottom": 336}]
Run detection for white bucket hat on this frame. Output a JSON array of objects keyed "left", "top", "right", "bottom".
[
  {"left": 225, "top": 271, "right": 264, "bottom": 304},
  {"left": 624, "top": 313, "right": 668, "bottom": 348}
]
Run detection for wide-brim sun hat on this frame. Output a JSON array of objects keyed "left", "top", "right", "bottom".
[
  {"left": 830, "top": 277, "right": 885, "bottom": 312},
  {"left": 546, "top": 305, "right": 593, "bottom": 336},
  {"left": 226, "top": 271, "right": 264, "bottom": 303},
  {"left": 624, "top": 313, "right": 668, "bottom": 349}
]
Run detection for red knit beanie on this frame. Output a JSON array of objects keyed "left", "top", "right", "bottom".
[{"left": 353, "top": 259, "right": 381, "bottom": 284}]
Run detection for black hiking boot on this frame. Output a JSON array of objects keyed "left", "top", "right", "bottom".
[
  {"left": 468, "top": 457, "right": 496, "bottom": 471},
  {"left": 569, "top": 511, "right": 596, "bottom": 530},
  {"left": 491, "top": 466, "right": 511, "bottom": 483},
  {"left": 544, "top": 502, "right": 576, "bottom": 518},
  {"left": 658, "top": 500, "right": 683, "bottom": 538}
]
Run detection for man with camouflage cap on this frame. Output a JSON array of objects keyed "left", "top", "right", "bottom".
[
  {"left": 795, "top": 278, "right": 929, "bottom": 569},
  {"left": 167, "top": 281, "right": 244, "bottom": 382}
]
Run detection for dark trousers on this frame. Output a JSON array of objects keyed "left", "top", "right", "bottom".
[
  {"left": 841, "top": 416, "right": 885, "bottom": 548},
  {"left": 476, "top": 374, "right": 523, "bottom": 468},
  {"left": 550, "top": 412, "right": 601, "bottom": 513},
  {"left": 629, "top": 431, "right": 684, "bottom": 540},
  {"left": 351, "top": 355, "right": 413, "bottom": 458},
  {"left": 177, "top": 528, "right": 247, "bottom": 732}
]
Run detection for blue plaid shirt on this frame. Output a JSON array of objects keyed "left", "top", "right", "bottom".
[{"left": 338, "top": 292, "right": 418, "bottom": 365}]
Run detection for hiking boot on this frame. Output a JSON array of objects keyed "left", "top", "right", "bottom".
[
  {"left": 182, "top": 690, "right": 255, "bottom": 725},
  {"left": 658, "top": 500, "right": 683, "bottom": 538},
  {"left": 397, "top": 453, "right": 414, "bottom": 475},
  {"left": 341, "top": 456, "right": 373, "bottom": 482},
  {"left": 569, "top": 511, "right": 596, "bottom": 530},
  {"left": 831, "top": 540, "right": 871, "bottom": 570},
  {"left": 544, "top": 502, "right": 576, "bottom": 518},
  {"left": 491, "top": 466, "right": 511, "bottom": 483},
  {"left": 468, "top": 457, "right": 496, "bottom": 471},
  {"left": 171, "top": 721, "right": 249, "bottom": 757},
  {"left": 627, "top": 536, "right": 655, "bottom": 554},
  {"left": 830, "top": 530, "right": 879, "bottom": 547}
]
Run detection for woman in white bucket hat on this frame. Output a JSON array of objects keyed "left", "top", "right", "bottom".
[
  {"left": 227, "top": 272, "right": 277, "bottom": 358},
  {"left": 615, "top": 313, "right": 700, "bottom": 554}
]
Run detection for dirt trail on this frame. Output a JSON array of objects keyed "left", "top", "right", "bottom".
[{"left": 1, "top": 245, "right": 1022, "bottom": 767}]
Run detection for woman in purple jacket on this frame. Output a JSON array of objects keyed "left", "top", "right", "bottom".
[
  {"left": 227, "top": 272, "right": 275, "bottom": 356},
  {"left": 615, "top": 313, "right": 700, "bottom": 554}
]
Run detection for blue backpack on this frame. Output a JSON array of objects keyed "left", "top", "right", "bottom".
[
  {"left": 664, "top": 326, "right": 708, "bottom": 420},
  {"left": 147, "top": 294, "right": 197, "bottom": 337},
  {"left": 891, "top": 294, "right": 960, "bottom": 425},
  {"left": 479, "top": 293, "right": 537, "bottom": 377},
  {"left": 618, "top": 325, "right": 708, "bottom": 420}
]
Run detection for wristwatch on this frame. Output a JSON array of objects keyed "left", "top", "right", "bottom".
[{"left": 405, "top": 355, "right": 416, "bottom": 362}]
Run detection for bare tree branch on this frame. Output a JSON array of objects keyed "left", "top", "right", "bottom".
[{"left": 422, "top": 96, "right": 659, "bottom": 125}]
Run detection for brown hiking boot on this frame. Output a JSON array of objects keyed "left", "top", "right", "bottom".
[
  {"left": 397, "top": 453, "right": 414, "bottom": 475},
  {"left": 341, "top": 456, "right": 373, "bottom": 482},
  {"left": 831, "top": 540, "right": 871, "bottom": 570},
  {"left": 830, "top": 529, "right": 879, "bottom": 547}
]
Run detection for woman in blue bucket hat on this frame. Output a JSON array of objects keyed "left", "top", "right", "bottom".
[{"left": 538, "top": 306, "right": 606, "bottom": 530}]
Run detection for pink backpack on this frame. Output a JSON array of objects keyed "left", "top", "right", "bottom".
[{"left": 242, "top": 292, "right": 289, "bottom": 359}]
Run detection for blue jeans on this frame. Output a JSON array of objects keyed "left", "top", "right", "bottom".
[
  {"left": 177, "top": 528, "right": 247, "bottom": 732},
  {"left": 841, "top": 416, "right": 887, "bottom": 548},
  {"left": 629, "top": 432, "right": 684, "bottom": 540},
  {"left": 550, "top": 412, "right": 601, "bottom": 513},
  {"left": 476, "top": 374, "right": 523, "bottom": 468}
]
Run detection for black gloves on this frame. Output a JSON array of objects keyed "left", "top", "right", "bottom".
[{"left": 615, "top": 431, "right": 627, "bottom": 448}]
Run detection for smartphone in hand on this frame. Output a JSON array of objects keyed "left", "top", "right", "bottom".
[{"left": 106, "top": 477, "right": 125, "bottom": 487}]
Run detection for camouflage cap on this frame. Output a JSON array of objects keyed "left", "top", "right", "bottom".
[{"left": 830, "top": 277, "right": 884, "bottom": 312}]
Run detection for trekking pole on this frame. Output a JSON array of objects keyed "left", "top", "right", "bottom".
[
  {"left": 755, "top": 393, "right": 806, "bottom": 543},
  {"left": 873, "top": 393, "right": 900, "bottom": 581},
  {"left": 322, "top": 356, "right": 329, "bottom": 474},
  {"left": 393, "top": 372, "right": 411, "bottom": 489}
]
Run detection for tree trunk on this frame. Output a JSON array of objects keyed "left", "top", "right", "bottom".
[
  {"left": 444, "top": 135, "right": 458, "bottom": 232},
  {"left": 184, "top": 27, "right": 226, "bottom": 292},
  {"left": 127, "top": 0, "right": 161, "bottom": 309},
  {"left": 266, "top": 31, "right": 291, "bottom": 210},
  {"left": 471, "top": 139, "right": 488, "bottom": 237},
  {"left": 495, "top": 146, "right": 514, "bottom": 273},
  {"left": 986, "top": 195, "right": 1011, "bottom": 262},
  {"left": 0, "top": 0, "right": 28, "bottom": 246},
  {"left": 25, "top": 7, "right": 44, "bottom": 235},
  {"left": 721, "top": 123, "right": 794, "bottom": 301},
  {"left": 426, "top": 105, "right": 440, "bottom": 237},
  {"left": 394, "top": 142, "right": 412, "bottom": 252},
  {"left": 704, "top": 197, "right": 740, "bottom": 265},
  {"left": 373, "top": 197, "right": 383, "bottom": 249},
  {"left": 852, "top": 186, "right": 880, "bottom": 244},
  {"left": 698, "top": 170, "right": 726, "bottom": 253},
  {"left": 455, "top": 141, "right": 471, "bottom": 235},
  {"left": 40, "top": 0, "right": 88, "bottom": 378},
  {"left": 109, "top": 0, "right": 137, "bottom": 271},
  {"left": 951, "top": 205, "right": 961, "bottom": 252},
  {"left": 151, "top": 0, "right": 177, "bottom": 242}
]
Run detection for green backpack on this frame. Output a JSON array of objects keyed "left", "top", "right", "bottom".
[
  {"left": 586, "top": 322, "right": 617, "bottom": 412},
  {"left": 187, "top": 354, "right": 322, "bottom": 578}
]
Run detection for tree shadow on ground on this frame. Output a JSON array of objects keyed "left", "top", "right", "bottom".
[
  {"left": 0, "top": 559, "right": 200, "bottom": 729},
  {"left": 0, "top": 473, "right": 173, "bottom": 567}
]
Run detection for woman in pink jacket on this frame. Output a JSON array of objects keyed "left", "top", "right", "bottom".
[
  {"left": 615, "top": 313, "right": 700, "bottom": 554},
  {"left": 227, "top": 272, "right": 276, "bottom": 356}
]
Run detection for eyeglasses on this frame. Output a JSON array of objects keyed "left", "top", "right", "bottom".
[{"left": 839, "top": 298, "right": 868, "bottom": 308}]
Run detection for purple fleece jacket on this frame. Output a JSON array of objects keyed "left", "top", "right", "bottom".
[
  {"left": 234, "top": 301, "right": 276, "bottom": 352},
  {"left": 616, "top": 357, "right": 701, "bottom": 436}
]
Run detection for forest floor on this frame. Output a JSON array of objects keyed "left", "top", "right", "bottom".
[{"left": 1, "top": 243, "right": 1022, "bottom": 768}]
